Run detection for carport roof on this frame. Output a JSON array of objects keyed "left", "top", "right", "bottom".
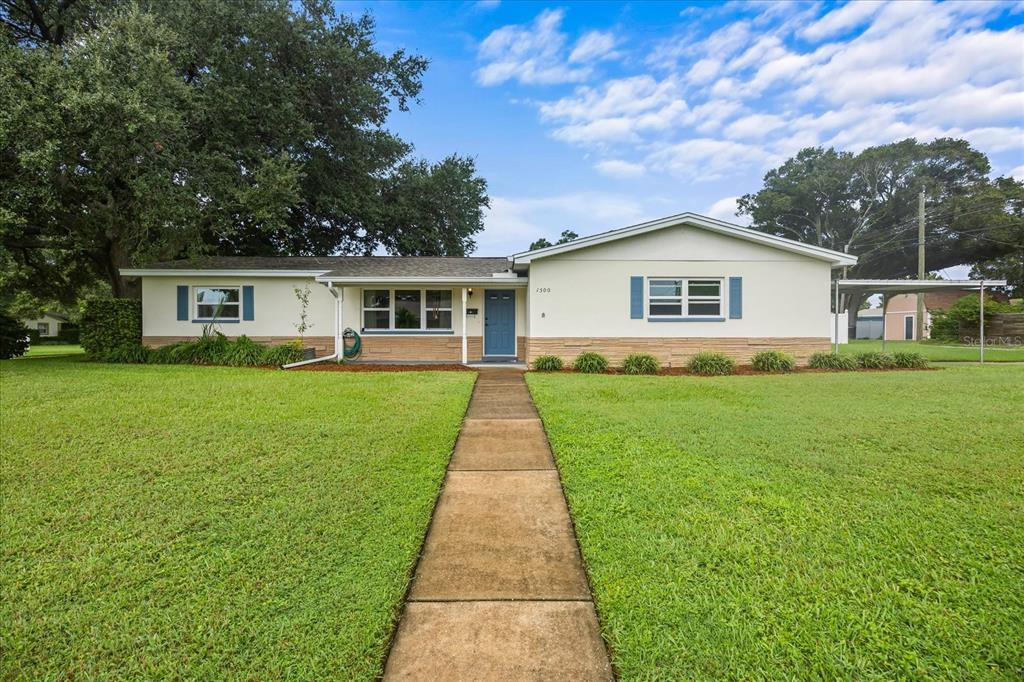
[{"left": 835, "top": 279, "right": 1007, "bottom": 295}]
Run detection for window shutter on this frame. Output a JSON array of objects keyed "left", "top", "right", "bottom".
[
  {"left": 630, "top": 276, "right": 644, "bottom": 319},
  {"left": 729, "top": 277, "right": 742, "bottom": 319},
  {"left": 242, "top": 285, "right": 254, "bottom": 321},
  {"left": 176, "top": 286, "right": 188, "bottom": 321}
]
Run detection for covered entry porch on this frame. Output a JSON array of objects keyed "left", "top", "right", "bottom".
[{"left": 313, "top": 274, "right": 528, "bottom": 364}]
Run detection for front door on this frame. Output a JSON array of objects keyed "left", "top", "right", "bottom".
[
  {"left": 904, "top": 315, "right": 914, "bottom": 340},
  {"left": 484, "top": 290, "right": 516, "bottom": 356}
]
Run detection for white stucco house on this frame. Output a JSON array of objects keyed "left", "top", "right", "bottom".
[
  {"left": 23, "top": 311, "right": 70, "bottom": 337},
  {"left": 120, "top": 212, "right": 857, "bottom": 366}
]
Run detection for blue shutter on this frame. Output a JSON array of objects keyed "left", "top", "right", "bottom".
[
  {"left": 729, "top": 277, "right": 742, "bottom": 319},
  {"left": 242, "top": 285, "right": 254, "bottom": 321},
  {"left": 176, "top": 286, "right": 188, "bottom": 321},
  {"left": 630, "top": 276, "right": 644, "bottom": 319}
]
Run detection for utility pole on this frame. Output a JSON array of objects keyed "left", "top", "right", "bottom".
[{"left": 917, "top": 188, "right": 925, "bottom": 340}]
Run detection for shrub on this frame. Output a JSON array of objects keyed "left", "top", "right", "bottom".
[
  {"left": 893, "top": 351, "right": 928, "bottom": 369},
  {"left": 57, "top": 326, "right": 80, "bottom": 344},
  {"left": 0, "top": 313, "right": 30, "bottom": 359},
  {"left": 622, "top": 352, "right": 660, "bottom": 375},
  {"left": 808, "top": 351, "right": 857, "bottom": 371},
  {"left": 262, "top": 340, "right": 305, "bottom": 366},
  {"left": 532, "top": 354, "right": 564, "bottom": 371},
  {"left": 856, "top": 351, "right": 896, "bottom": 369},
  {"left": 225, "top": 336, "right": 267, "bottom": 366},
  {"left": 573, "top": 351, "right": 609, "bottom": 374},
  {"left": 102, "top": 344, "right": 152, "bottom": 364},
  {"left": 687, "top": 351, "right": 735, "bottom": 376},
  {"left": 751, "top": 350, "right": 796, "bottom": 373},
  {"left": 80, "top": 298, "right": 141, "bottom": 359}
]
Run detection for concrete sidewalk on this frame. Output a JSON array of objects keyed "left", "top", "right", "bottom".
[{"left": 384, "top": 370, "right": 612, "bottom": 680}]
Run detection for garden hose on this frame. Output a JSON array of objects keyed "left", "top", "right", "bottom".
[{"left": 342, "top": 328, "right": 362, "bottom": 359}]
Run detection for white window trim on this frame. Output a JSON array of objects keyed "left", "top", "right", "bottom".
[
  {"left": 193, "top": 285, "right": 241, "bottom": 321},
  {"left": 361, "top": 288, "right": 455, "bottom": 332},
  {"left": 647, "top": 277, "right": 724, "bottom": 319}
]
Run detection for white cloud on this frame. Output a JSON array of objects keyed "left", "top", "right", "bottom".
[
  {"left": 569, "top": 31, "right": 619, "bottom": 63},
  {"left": 724, "top": 113, "right": 786, "bottom": 140},
  {"left": 802, "top": 1, "right": 884, "bottom": 42},
  {"left": 1010, "top": 164, "right": 1024, "bottom": 180},
  {"left": 705, "top": 196, "right": 751, "bottom": 224},
  {"left": 476, "top": 9, "right": 591, "bottom": 86},
  {"left": 473, "top": 0, "right": 501, "bottom": 11},
  {"left": 595, "top": 159, "right": 647, "bottom": 177},
  {"left": 647, "top": 139, "right": 770, "bottom": 181}
]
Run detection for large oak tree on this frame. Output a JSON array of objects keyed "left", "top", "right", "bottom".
[{"left": 1, "top": 0, "right": 489, "bottom": 301}]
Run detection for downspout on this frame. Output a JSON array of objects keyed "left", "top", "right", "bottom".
[{"left": 282, "top": 281, "right": 341, "bottom": 369}]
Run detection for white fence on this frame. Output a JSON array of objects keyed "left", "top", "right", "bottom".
[{"left": 830, "top": 312, "right": 849, "bottom": 344}]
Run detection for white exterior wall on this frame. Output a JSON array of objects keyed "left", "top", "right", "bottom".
[
  {"left": 24, "top": 314, "right": 65, "bottom": 336},
  {"left": 526, "top": 224, "right": 832, "bottom": 338},
  {"left": 141, "top": 276, "right": 334, "bottom": 338}
]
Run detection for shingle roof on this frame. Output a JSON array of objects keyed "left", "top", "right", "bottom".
[{"left": 140, "top": 256, "right": 511, "bottom": 277}]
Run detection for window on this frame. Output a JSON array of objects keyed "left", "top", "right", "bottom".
[
  {"left": 426, "top": 290, "right": 453, "bottom": 329},
  {"left": 37, "top": 322, "right": 50, "bottom": 335},
  {"left": 361, "top": 288, "right": 455, "bottom": 331},
  {"left": 363, "top": 289, "right": 390, "bottom": 329},
  {"left": 195, "top": 287, "right": 240, "bottom": 320},
  {"left": 648, "top": 278, "right": 722, "bottom": 318}
]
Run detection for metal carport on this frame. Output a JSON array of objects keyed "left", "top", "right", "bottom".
[{"left": 833, "top": 279, "right": 1008, "bottom": 362}]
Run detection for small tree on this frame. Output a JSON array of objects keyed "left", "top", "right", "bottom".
[{"left": 293, "top": 284, "right": 314, "bottom": 342}]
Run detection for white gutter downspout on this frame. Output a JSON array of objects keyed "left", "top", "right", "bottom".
[
  {"left": 461, "top": 287, "right": 468, "bottom": 364},
  {"left": 282, "top": 282, "right": 341, "bottom": 369}
]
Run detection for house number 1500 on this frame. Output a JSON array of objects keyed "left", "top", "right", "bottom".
[{"left": 535, "top": 287, "right": 551, "bottom": 293}]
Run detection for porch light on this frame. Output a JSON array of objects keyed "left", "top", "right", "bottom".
[{"left": 467, "top": 288, "right": 473, "bottom": 297}]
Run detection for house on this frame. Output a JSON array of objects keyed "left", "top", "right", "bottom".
[
  {"left": 878, "top": 290, "right": 1005, "bottom": 341},
  {"left": 120, "top": 213, "right": 857, "bottom": 366},
  {"left": 22, "top": 311, "right": 69, "bottom": 338}
]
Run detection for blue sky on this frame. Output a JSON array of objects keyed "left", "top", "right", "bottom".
[{"left": 336, "top": 0, "right": 1024, "bottom": 258}]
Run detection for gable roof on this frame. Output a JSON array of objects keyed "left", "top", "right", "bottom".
[
  {"left": 510, "top": 212, "right": 858, "bottom": 268},
  {"left": 122, "top": 256, "right": 511, "bottom": 278}
]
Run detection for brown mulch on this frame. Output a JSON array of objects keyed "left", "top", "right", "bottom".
[
  {"left": 540, "top": 365, "right": 937, "bottom": 377},
  {"left": 290, "top": 362, "right": 475, "bottom": 372}
]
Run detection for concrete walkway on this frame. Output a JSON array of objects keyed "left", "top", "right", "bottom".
[{"left": 384, "top": 369, "right": 613, "bottom": 680}]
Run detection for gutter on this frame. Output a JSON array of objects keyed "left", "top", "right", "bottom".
[{"left": 282, "top": 282, "right": 342, "bottom": 369}]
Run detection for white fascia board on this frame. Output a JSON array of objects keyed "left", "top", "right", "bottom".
[
  {"left": 511, "top": 212, "right": 858, "bottom": 267},
  {"left": 120, "top": 269, "right": 328, "bottom": 278},
  {"left": 314, "top": 275, "right": 529, "bottom": 286}
]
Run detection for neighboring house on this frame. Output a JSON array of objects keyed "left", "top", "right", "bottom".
[
  {"left": 856, "top": 308, "right": 884, "bottom": 339},
  {"left": 880, "top": 290, "right": 1004, "bottom": 341},
  {"left": 22, "top": 312, "right": 69, "bottom": 338},
  {"left": 121, "top": 213, "right": 857, "bottom": 366}
]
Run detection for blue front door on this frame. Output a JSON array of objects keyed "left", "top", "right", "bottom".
[{"left": 484, "top": 289, "right": 516, "bottom": 356}]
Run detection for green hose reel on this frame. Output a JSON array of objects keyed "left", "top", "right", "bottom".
[{"left": 342, "top": 328, "right": 361, "bottom": 359}]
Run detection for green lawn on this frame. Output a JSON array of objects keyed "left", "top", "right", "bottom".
[
  {"left": 528, "top": 367, "right": 1024, "bottom": 680},
  {"left": 842, "top": 338, "right": 1024, "bottom": 362},
  {"left": 1, "top": 358, "right": 475, "bottom": 679},
  {"left": 23, "top": 343, "right": 85, "bottom": 358}
]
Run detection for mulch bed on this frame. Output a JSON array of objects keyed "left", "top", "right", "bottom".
[
  {"left": 290, "top": 362, "right": 474, "bottom": 373},
  {"left": 539, "top": 365, "right": 937, "bottom": 376}
]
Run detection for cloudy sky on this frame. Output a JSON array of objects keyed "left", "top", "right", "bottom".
[{"left": 338, "top": 0, "right": 1024, "bottom": 256}]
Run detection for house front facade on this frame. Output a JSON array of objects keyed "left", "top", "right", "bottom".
[{"left": 121, "top": 213, "right": 857, "bottom": 366}]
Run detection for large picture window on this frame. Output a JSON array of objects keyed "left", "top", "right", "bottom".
[
  {"left": 361, "top": 288, "right": 455, "bottom": 331},
  {"left": 648, "top": 278, "right": 722, "bottom": 318},
  {"left": 195, "top": 287, "right": 240, "bottom": 320}
]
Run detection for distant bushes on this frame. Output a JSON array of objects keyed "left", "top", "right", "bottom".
[
  {"left": 573, "top": 352, "right": 609, "bottom": 374},
  {"left": 687, "top": 351, "right": 735, "bottom": 376},
  {"left": 808, "top": 352, "right": 858, "bottom": 370},
  {"left": 101, "top": 333, "right": 305, "bottom": 367},
  {"left": 532, "top": 355, "right": 564, "bottom": 371},
  {"left": 751, "top": 350, "right": 795, "bottom": 373},
  {"left": 623, "top": 353, "right": 660, "bottom": 375},
  {"left": 893, "top": 351, "right": 929, "bottom": 369}
]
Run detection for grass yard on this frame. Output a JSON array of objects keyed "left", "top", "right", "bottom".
[
  {"left": 23, "top": 343, "right": 85, "bottom": 358},
  {"left": 841, "top": 338, "right": 1024, "bottom": 362},
  {"left": 528, "top": 367, "right": 1024, "bottom": 680},
  {"left": 1, "top": 358, "right": 475, "bottom": 679}
]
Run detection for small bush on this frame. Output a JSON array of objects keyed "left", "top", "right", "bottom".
[
  {"left": 532, "top": 354, "right": 564, "bottom": 371},
  {"left": 57, "top": 326, "right": 80, "bottom": 344},
  {"left": 80, "top": 298, "right": 142, "bottom": 359},
  {"left": 0, "top": 313, "right": 30, "bottom": 359},
  {"left": 856, "top": 351, "right": 896, "bottom": 369},
  {"left": 225, "top": 336, "right": 267, "bottom": 366},
  {"left": 622, "top": 352, "right": 660, "bottom": 375},
  {"left": 573, "top": 351, "right": 609, "bottom": 374},
  {"left": 262, "top": 340, "right": 305, "bottom": 366},
  {"left": 101, "top": 344, "right": 152, "bottom": 364},
  {"left": 751, "top": 350, "right": 796, "bottom": 373},
  {"left": 687, "top": 351, "right": 735, "bottom": 376},
  {"left": 808, "top": 352, "right": 857, "bottom": 370},
  {"left": 893, "top": 351, "right": 928, "bottom": 369}
]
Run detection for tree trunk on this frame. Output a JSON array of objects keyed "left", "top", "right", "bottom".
[
  {"left": 104, "top": 239, "right": 141, "bottom": 300},
  {"left": 844, "top": 291, "right": 865, "bottom": 341}
]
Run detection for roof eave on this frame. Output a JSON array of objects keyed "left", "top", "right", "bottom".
[{"left": 120, "top": 269, "right": 330, "bottom": 277}]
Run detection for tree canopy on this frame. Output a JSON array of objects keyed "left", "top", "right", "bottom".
[
  {"left": 529, "top": 230, "right": 579, "bottom": 251},
  {"left": 0, "top": 0, "right": 489, "bottom": 301}
]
